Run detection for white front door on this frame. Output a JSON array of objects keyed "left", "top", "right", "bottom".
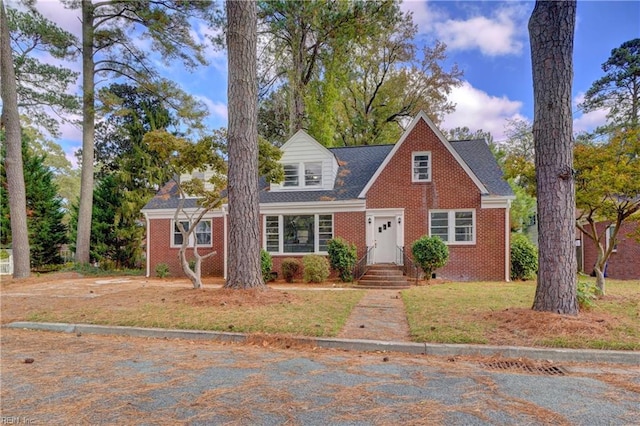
[{"left": 374, "top": 217, "right": 397, "bottom": 263}]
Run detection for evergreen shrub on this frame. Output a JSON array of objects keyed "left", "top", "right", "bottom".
[
  {"left": 510, "top": 233, "right": 538, "bottom": 280},
  {"left": 302, "top": 255, "right": 330, "bottom": 283},
  {"left": 327, "top": 237, "right": 357, "bottom": 282}
]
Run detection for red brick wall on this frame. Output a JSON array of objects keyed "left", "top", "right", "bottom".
[
  {"left": 147, "top": 217, "right": 225, "bottom": 277},
  {"left": 366, "top": 119, "right": 508, "bottom": 281},
  {"left": 581, "top": 222, "right": 640, "bottom": 280}
]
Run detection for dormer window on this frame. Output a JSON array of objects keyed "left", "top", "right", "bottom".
[
  {"left": 282, "top": 162, "right": 322, "bottom": 188},
  {"left": 283, "top": 164, "right": 299, "bottom": 187},
  {"left": 305, "top": 162, "right": 322, "bottom": 186}
]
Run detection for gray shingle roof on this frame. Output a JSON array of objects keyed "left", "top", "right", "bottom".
[
  {"left": 142, "top": 138, "right": 512, "bottom": 211},
  {"left": 258, "top": 144, "right": 394, "bottom": 203},
  {"left": 449, "top": 139, "right": 514, "bottom": 197}
]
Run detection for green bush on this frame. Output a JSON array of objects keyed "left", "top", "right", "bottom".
[
  {"left": 261, "top": 249, "right": 273, "bottom": 283},
  {"left": 327, "top": 237, "right": 357, "bottom": 282},
  {"left": 302, "top": 255, "right": 330, "bottom": 283},
  {"left": 577, "top": 281, "right": 597, "bottom": 310},
  {"left": 155, "top": 263, "right": 170, "bottom": 278},
  {"left": 411, "top": 236, "right": 449, "bottom": 281},
  {"left": 281, "top": 258, "right": 300, "bottom": 283},
  {"left": 510, "top": 233, "right": 538, "bottom": 280}
]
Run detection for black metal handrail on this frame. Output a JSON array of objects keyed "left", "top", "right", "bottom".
[{"left": 353, "top": 246, "right": 374, "bottom": 281}]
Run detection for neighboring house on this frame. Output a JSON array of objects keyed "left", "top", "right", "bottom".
[
  {"left": 578, "top": 221, "right": 640, "bottom": 280},
  {"left": 141, "top": 112, "right": 515, "bottom": 281}
]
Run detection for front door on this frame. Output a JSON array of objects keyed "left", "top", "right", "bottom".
[{"left": 374, "top": 217, "right": 396, "bottom": 263}]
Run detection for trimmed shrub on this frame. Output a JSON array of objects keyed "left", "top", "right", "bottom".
[
  {"left": 302, "top": 255, "right": 330, "bottom": 283},
  {"left": 411, "top": 236, "right": 449, "bottom": 281},
  {"left": 510, "top": 233, "right": 538, "bottom": 280},
  {"left": 155, "top": 263, "right": 170, "bottom": 278},
  {"left": 281, "top": 258, "right": 301, "bottom": 283},
  {"left": 260, "top": 249, "right": 273, "bottom": 283},
  {"left": 327, "top": 237, "right": 357, "bottom": 282}
]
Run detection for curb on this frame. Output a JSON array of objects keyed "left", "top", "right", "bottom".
[{"left": 5, "top": 322, "right": 640, "bottom": 366}]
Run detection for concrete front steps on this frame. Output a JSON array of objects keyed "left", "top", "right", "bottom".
[{"left": 355, "top": 263, "right": 410, "bottom": 289}]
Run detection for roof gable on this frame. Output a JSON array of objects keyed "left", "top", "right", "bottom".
[{"left": 359, "top": 111, "right": 489, "bottom": 198}]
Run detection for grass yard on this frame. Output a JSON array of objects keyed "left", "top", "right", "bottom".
[
  {"left": 2, "top": 272, "right": 638, "bottom": 350},
  {"left": 20, "top": 286, "right": 365, "bottom": 337},
  {"left": 402, "top": 279, "right": 640, "bottom": 350}
]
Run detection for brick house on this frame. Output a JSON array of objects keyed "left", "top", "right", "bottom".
[
  {"left": 141, "top": 112, "right": 515, "bottom": 281},
  {"left": 578, "top": 221, "right": 640, "bottom": 279}
]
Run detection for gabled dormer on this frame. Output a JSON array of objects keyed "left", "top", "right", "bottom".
[{"left": 270, "top": 130, "right": 339, "bottom": 192}]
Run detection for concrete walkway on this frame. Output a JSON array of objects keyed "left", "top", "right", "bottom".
[{"left": 338, "top": 289, "right": 411, "bottom": 341}]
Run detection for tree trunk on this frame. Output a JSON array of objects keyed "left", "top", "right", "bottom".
[
  {"left": 75, "top": 0, "right": 95, "bottom": 265},
  {"left": 529, "top": 1, "right": 578, "bottom": 314},
  {"left": 224, "top": 0, "right": 263, "bottom": 289},
  {"left": 0, "top": 0, "right": 30, "bottom": 278}
]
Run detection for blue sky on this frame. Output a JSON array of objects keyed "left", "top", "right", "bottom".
[{"left": 24, "top": 1, "right": 640, "bottom": 164}]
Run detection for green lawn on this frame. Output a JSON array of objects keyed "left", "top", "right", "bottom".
[
  {"left": 27, "top": 289, "right": 366, "bottom": 337},
  {"left": 402, "top": 279, "right": 640, "bottom": 350}
]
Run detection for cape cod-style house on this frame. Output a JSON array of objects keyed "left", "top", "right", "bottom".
[{"left": 141, "top": 112, "right": 515, "bottom": 281}]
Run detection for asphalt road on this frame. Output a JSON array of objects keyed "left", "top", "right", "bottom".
[{"left": 1, "top": 329, "right": 638, "bottom": 425}]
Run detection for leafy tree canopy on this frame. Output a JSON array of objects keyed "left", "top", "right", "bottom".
[
  {"left": 579, "top": 38, "right": 640, "bottom": 132},
  {"left": 7, "top": 6, "right": 80, "bottom": 136}
]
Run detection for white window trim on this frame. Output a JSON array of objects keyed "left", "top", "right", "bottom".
[
  {"left": 429, "top": 209, "right": 476, "bottom": 245},
  {"left": 280, "top": 162, "right": 323, "bottom": 189},
  {"left": 412, "top": 151, "right": 432, "bottom": 183},
  {"left": 606, "top": 225, "right": 618, "bottom": 253},
  {"left": 263, "top": 214, "right": 333, "bottom": 255},
  {"left": 170, "top": 219, "right": 213, "bottom": 248}
]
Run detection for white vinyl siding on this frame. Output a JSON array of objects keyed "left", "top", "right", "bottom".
[
  {"left": 264, "top": 214, "right": 333, "bottom": 254},
  {"left": 412, "top": 151, "right": 431, "bottom": 182},
  {"left": 270, "top": 130, "right": 339, "bottom": 191},
  {"left": 429, "top": 210, "right": 475, "bottom": 245},
  {"left": 172, "top": 220, "right": 212, "bottom": 247}
]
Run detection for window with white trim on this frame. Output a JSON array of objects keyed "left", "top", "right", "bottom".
[
  {"left": 412, "top": 151, "right": 431, "bottom": 182},
  {"left": 283, "top": 164, "right": 299, "bottom": 187},
  {"left": 264, "top": 214, "right": 333, "bottom": 253},
  {"left": 282, "top": 162, "right": 322, "bottom": 188},
  {"left": 606, "top": 225, "right": 618, "bottom": 252},
  {"left": 172, "top": 220, "right": 212, "bottom": 247},
  {"left": 429, "top": 210, "right": 475, "bottom": 244}
]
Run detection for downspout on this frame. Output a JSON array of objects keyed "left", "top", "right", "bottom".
[
  {"left": 223, "top": 206, "right": 228, "bottom": 279},
  {"left": 505, "top": 202, "right": 511, "bottom": 282},
  {"left": 144, "top": 213, "right": 150, "bottom": 278}
]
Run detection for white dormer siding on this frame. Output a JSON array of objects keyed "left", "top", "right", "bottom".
[
  {"left": 179, "top": 169, "right": 216, "bottom": 196},
  {"left": 270, "top": 130, "right": 339, "bottom": 192}
]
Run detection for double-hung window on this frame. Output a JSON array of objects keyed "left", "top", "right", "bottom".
[
  {"left": 412, "top": 151, "right": 431, "bottom": 182},
  {"left": 264, "top": 214, "right": 333, "bottom": 254},
  {"left": 172, "top": 220, "right": 212, "bottom": 247},
  {"left": 429, "top": 210, "right": 475, "bottom": 244},
  {"left": 283, "top": 164, "right": 299, "bottom": 187},
  {"left": 282, "top": 162, "right": 322, "bottom": 188}
]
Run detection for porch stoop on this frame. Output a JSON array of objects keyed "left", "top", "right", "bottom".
[{"left": 355, "top": 264, "right": 410, "bottom": 289}]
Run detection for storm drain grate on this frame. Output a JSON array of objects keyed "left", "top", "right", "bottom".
[{"left": 480, "top": 360, "right": 567, "bottom": 376}]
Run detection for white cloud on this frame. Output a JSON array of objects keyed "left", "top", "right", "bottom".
[
  {"left": 573, "top": 92, "right": 608, "bottom": 134},
  {"left": 442, "top": 81, "right": 525, "bottom": 141},
  {"left": 401, "top": 1, "right": 528, "bottom": 57},
  {"left": 195, "top": 95, "right": 228, "bottom": 122},
  {"left": 31, "top": 0, "right": 82, "bottom": 36}
]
